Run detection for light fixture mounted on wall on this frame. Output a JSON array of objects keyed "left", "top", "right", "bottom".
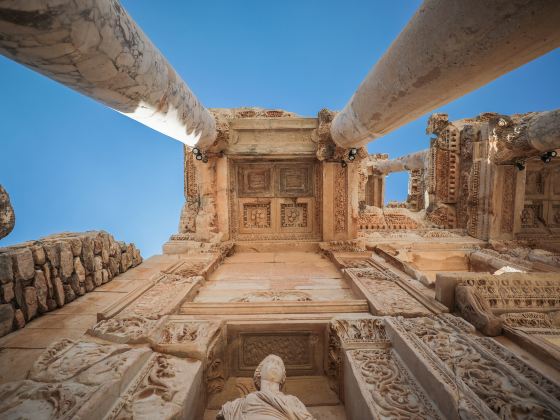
[
  {"left": 540, "top": 150, "right": 557, "bottom": 163},
  {"left": 192, "top": 147, "right": 208, "bottom": 163}
]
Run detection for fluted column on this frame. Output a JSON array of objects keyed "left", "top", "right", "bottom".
[
  {"left": 331, "top": 0, "right": 560, "bottom": 148},
  {"left": 368, "top": 150, "right": 428, "bottom": 174},
  {"left": 0, "top": 0, "right": 216, "bottom": 147}
]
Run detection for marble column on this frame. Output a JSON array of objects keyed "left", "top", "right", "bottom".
[
  {"left": 368, "top": 150, "right": 428, "bottom": 174},
  {"left": 0, "top": 0, "right": 216, "bottom": 148},
  {"left": 491, "top": 109, "right": 560, "bottom": 164},
  {"left": 330, "top": 0, "right": 560, "bottom": 148}
]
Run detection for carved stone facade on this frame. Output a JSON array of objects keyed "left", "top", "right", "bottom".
[{"left": 1, "top": 110, "right": 560, "bottom": 420}]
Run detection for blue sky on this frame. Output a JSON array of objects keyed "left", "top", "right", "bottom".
[{"left": 1, "top": 1, "right": 559, "bottom": 257}]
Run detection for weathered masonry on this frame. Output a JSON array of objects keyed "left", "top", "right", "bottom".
[{"left": 1, "top": 0, "right": 560, "bottom": 419}]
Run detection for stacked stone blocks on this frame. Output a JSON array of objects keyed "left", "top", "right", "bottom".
[{"left": 0, "top": 231, "right": 141, "bottom": 337}]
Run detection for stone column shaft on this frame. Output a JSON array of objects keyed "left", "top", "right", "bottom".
[
  {"left": 368, "top": 150, "right": 428, "bottom": 174},
  {"left": 331, "top": 0, "right": 560, "bottom": 148},
  {"left": 492, "top": 109, "right": 560, "bottom": 163},
  {"left": 0, "top": 0, "right": 216, "bottom": 147}
]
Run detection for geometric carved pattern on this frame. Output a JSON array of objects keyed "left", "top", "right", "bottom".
[
  {"left": 242, "top": 203, "right": 272, "bottom": 229},
  {"left": 238, "top": 165, "right": 273, "bottom": 197},
  {"left": 231, "top": 160, "right": 319, "bottom": 240},
  {"left": 277, "top": 165, "right": 313, "bottom": 197},
  {"left": 280, "top": 203, "right": 308, "bottom": 228},
  {"left": 521, "top": 204, "right": 541, "bottom": 228}
]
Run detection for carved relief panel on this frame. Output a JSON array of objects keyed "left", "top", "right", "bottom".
[
  {"left": 520, "top": 161, "right": 560, "bottom": 233},
  {"left": 230, "top": 160, "right": 320, "bottom": 240},
  {"left": 227, "top": 322, "right": 324, "bottom": 377}
]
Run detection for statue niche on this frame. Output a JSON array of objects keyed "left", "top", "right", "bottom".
[{"left": 217, "top": 354, "right": 315, "bottom": 420}]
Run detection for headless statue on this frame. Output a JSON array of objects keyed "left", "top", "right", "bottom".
[{"left": 217, "top": 354, "right": 315, "bottom": 420}]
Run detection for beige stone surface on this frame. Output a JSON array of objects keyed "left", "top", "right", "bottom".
[
  {"left": 331, "top": 0, "right": 560, "bottom": 147},
  {"left": 0, "top": 0, "right": 216, "bottom": 148}
]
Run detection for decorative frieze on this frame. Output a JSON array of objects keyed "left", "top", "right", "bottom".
[
  {"left": 348, "top": 348, "right": 443, "bottom": 419},
  {"left": 397, "top": 316, "right": 560, "bottom": 418},
  {"left": 346, "top": 267, "right": 433, "bottom": 317},
  {"left": 334, "top": 165, "right": 348, "bottom": 233}
]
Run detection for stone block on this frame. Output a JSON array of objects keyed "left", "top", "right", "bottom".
[
  {"left": 43, "top": 242, "right": 60, "bottom": 267},
  {"left": 85, "top": 275, "right": 94, "bottom": 292},
  {"left": 42, "top": 263, "right": 53, "bottom": 297},
  {"left": 110, "top": 241, "right": 120, "bottom": 257},
  {"left": 82, "top": 237, "right": 95, "bottom": 273},
  {"left": 109, "top": 257, "right": 120, "bottom": 277},
  {"left": 13, "top": 278, "right": 24, "bottom": 309},
  {"left": 33, "top": 270, "right": 49, "bottom": 313},
  {"left": 31, "top": 245, "right": 46, "bottom": 265},
  {"left": 1, "top": 283, "right": 14, "bottom": 303},
  {"left": 63, "top": 284, "right": 76, "bottom": 303},
  {"left": 47, "top": 299, "right": 57, "bottom": 311},
  {"left": 53, "top": 277, "right": 65, "bottom": 307},
  {"left": 68, "top": 237, "right": 82, "bottom": 256},
  {"left": 70, "top": 273, "right": 82, "bottom": 296},
  {"left": 58, "top": 241, "right": 74, "bottom": 278},
  {"left": 0, "top": 303, "right": 14, "bottom": 337},
  {"left": 101, "top": 248, "right": 109, "bottom": 265},
  {"left": 13, "top": 309, "right": 25, "bottom": 329},
  {"left": 23, "top": 287, "right": 38, "bottom": 321},
  {"left": 120, "top": 251, "right": 132, "bottom": 272},
  {"left": 101, "top": 269, "right": 109, "bottom": 284},
  {"left": 0, "top": 253, "right": 13, "bottom": 284},
  {"left": 93, "top": 236, "right": 103, "bottom": 254},
  {"left": 93, "top": 270, "right": 103, "bottom": 287},
  {"left": 93, "top": 255, "right": 103, "bottom": 271},
  {"left": 73, "top": 257, "right": 85, "bottom": 281},
  {"left": 11, "top": 249, "right": 35, "bottom": 280}
]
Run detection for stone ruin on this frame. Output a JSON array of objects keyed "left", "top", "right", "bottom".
[
  {"left": 0, "top": 231, "right": 142, "bottom": 337},
  {"left": 1, "top": 0, "right": 560, "bottom": 419}
]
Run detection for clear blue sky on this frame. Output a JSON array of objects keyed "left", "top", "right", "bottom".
[{"left": 1, "top": 1, "right": 559, "bottom": 257}]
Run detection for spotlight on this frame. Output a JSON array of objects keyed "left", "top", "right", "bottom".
[
  {"left": 192, "top": 147, "right": 200, "bottom": 155},
  {"left": 341, "top": 160, "right": 348, "bottom": 168},
  {"left": 515, "top": 161, "right": 525, "bottom": 171},
  {"left": 195, "top": 153, "right": 203, "bottom": 161},
  {"left": 349, "top": 148, "right": 358, "bottom": 156},
  {"left": 540, "top": 152, "right": 552, "bottom": 163},
  {"left": 540, "top": 150, "right": 557, "bottom": 163},
  {"left": 202, "top": 155, "right": 209, "bottom": 163},
  {"left": 348, "top": 154, "right": 355, "bottom": 161}
]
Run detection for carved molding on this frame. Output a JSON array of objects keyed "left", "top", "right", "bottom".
[
  {"left": 334, "top": 165, "right": 348, "bottom": 233},
  {"left": 230, "top": 290, "right": 312, "bottom": 303}
]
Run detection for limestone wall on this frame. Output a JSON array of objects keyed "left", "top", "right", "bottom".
[{"left": 0, "top": 231, "right": 141, "bottom": 337}]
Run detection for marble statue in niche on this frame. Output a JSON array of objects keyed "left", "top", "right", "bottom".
[{"left": 217, "top": 354, "right": 315, "bottom": 420}]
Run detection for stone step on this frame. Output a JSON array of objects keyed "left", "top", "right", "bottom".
[{"left": 179, "top": 300, "right": 369, "bottom": 315}]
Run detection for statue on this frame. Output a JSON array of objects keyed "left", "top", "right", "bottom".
[{"left": 217, "top": 354, "right": 315, "bottom": 420}]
